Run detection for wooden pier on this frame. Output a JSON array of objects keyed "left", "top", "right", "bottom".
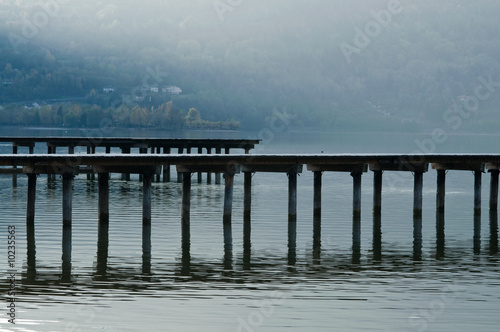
[
  {"left": 2, "top": 152, "right": 500, "bottom": 268},
  {"left": 1, "top": 137, "right": 259, "bottom": 184}
]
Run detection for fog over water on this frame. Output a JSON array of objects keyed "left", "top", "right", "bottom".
[{"left": 2, "top": 0, "right": 500, "bottom": 331}]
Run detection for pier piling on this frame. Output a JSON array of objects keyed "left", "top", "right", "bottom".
[
  {"left": 474, "top": 170, "right": 482, "bottom": 212},
  {"left": 351, "top": 171, "right": 363, "bottom": 249},
  {"left": 489, "top": 169, "right": 499, "bottom": 211},
  {"left": 142, "top": 172, "right": 153, "bottom": 226},
  {"left": 62, "top": 173, "right": 74, "bottom": 229},
  {"left": 215, "top": 147, "right": 222, "bottom": 184},
  {"left": 414, "top": 171, "right": 424, "bottom": 217},
  {"left": 373, "top": 170, "right": 382, "bottom": 215},
  {"left": 177, "top": 148, "right": 184, "bottom": 183},
  {"left": 181, "top": 172, "right": 191, "bottom": 247},
  {"left": 98, "top": 173, "right": 109, "bottom": 224},
  {"left": 436, "top": 169, "right": 446, "bottom": 214},
  {"left": 26, "top": 173, "right": 37, "bottom": 228}
]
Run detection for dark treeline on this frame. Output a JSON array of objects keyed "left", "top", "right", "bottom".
[
  {"left": 0, "top": 0, "right": 500, "bottom": 132},
  {"left": 0, "top": 101, "right": 239, "bottom": 129}
]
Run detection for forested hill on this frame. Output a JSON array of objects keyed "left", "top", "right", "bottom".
[{"left": 1, "top": 0, "right": 500, "bottom": 131}]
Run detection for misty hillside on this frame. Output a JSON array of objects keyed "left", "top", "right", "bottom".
[{"left": 1, "top": 0, "right": 500, "bottom": 131}]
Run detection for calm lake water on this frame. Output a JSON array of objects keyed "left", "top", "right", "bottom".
[{"left": 1, "top": 128, "right": 500, "bottom": 331}]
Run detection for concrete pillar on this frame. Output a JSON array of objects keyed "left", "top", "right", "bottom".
[
  {"left": 352, "top": 172, "right": 362, "bottom": 217},
  {"left": 27, "top": 173, "right": 37, "bottom": 229},
  {"left": 313, "top": 171, "right": 322, "bottom": 219},
  {"left": 26, "top": 173, "right": 37, "bottom": 266},
  {"left": 244, "top": 172, "right": 252, "bottom": 220},
  {"left": 177, "top": 148, "right": 183, "bottom": 183},
  {"left": 86, "top": 146, "right": 91, "bottom": 180},
  {"left": 98, "top": 173, "right": 109, "bottom": 225},
  {"left": 436, "top": 169, "right": 446, "bottom": 214},
  {"left": 351, "top": 172, "right": 362, "bottom": 250},
  {"left": 313, "top": 171, "right": 322, "bottom": 260},
  {"left": 223, "top": 172, "right": 235, "bottom": 251},
  {"left": 288, "top": 172, "right": 298, "bottom": 222},
  {"left": 62, "top": 173, "right": 74, "bottom": 230},
  {"left": 105, "top": 146, "right": 111, "bottom": 154},
  {"left": 414, "top": 171, "right": 424, "bottom": 217},
  {"left": 215, "top": 147, "right": 222, "bottom": 184},
  {"left": 490, "top": 169, "right": 499, "bottom": 211},
  {"left": 154, "top": 147, "right": 161, "bottom": 182},
  {"left": 206, "top": 148, "right": 212, "bottom": 184},
  {"left": 288, "top": 171, "right": 297, "bottom": 266},
  {"left": 373, "top": 170, "right": 382, "bottom": 215},
  {"left": 181, "top": 172, "right": 191, "bottom": 247},
  {"left": 413, "top": 171, "right": 423, "bottom": 260},
  {"left": 139, "top": 148, "right": 147, "bottom": 181},
  {"left": 223, "top": 172, "right": 234, "bottom": 265},
  {"left": 474, "top": 170, "right": 482, "bottom": 212},
  {"left": 142, "top": 173, "right": 153, "bottom": 226},
  {"left": 197, "top": 147, "right": 203, "bottom": 183}
]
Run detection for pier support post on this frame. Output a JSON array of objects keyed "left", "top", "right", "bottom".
[
  {"left": 98, "top": 173, "right": 109, "bottom": 224},
  {"left": 244, "top": 172, "right": 252, "bottom": 219},
  {"left": 142, "top": 172, "right": 153, "bottom": 226},
  {"left": 177, "top": 148, "right": 184, "bottom": 183},
  {"left": 313, "top": 171, "right": 322, "bottom": 259},
  {"left": 206, "top": 148, "right": 212, "bottom": 184},
  {"left": 414, "top": 171, "right": 424, "bottom": 217},
  {"left": 288, "top": 171, "right": 298, "bottom": 266},
  {"left": 474, "top": 170, "right": 482, "bottom": 213},
  {"left": 313, "top": 171, "right": 322, "bottom": 219},
  {"left": 139, "top": 148, "right": 148, "bottom": 182},
  {"left": 198, "top": 147, "right": 203, "bottom": 183},
  {"left": 373, "top": 170, "right": 382, "bottom": 215},
  {"left": 163, "top": 147, "right": 171, "bottom": 182},
  {"left": 436, "top": 169, "right": 446, "bottom": 214},
  {"left": 181, "top": 172, "right": 191, "bottom": 251},
  {"left": 62, "top": 173, "right": 74, "bottom": 229},
  {"left": 215, "top": 148, "right": 222, "bottom": 184},
  {"left": 86, "top": 146, "right": 91, "bottom": 180},
  {"left": 351, "top": 172, "right": 362, "bottom": 250},
  {"left": 288, "top": 171, "right": 298, "bottom": 222},
  {"left": 436, "top": 170, "right": 446, "bottom": 256},
  {"left": 27, "top": 173, "right": 37, "bottom": 227},
  {"left": 490, "top": 169, "right": 499, "bottom": 211},
  {"left": 26, "top": 173, "right": 37, "bottom": 267},
  {"left": 223, "top": 170, "right": 235, "bottom": 256}
]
